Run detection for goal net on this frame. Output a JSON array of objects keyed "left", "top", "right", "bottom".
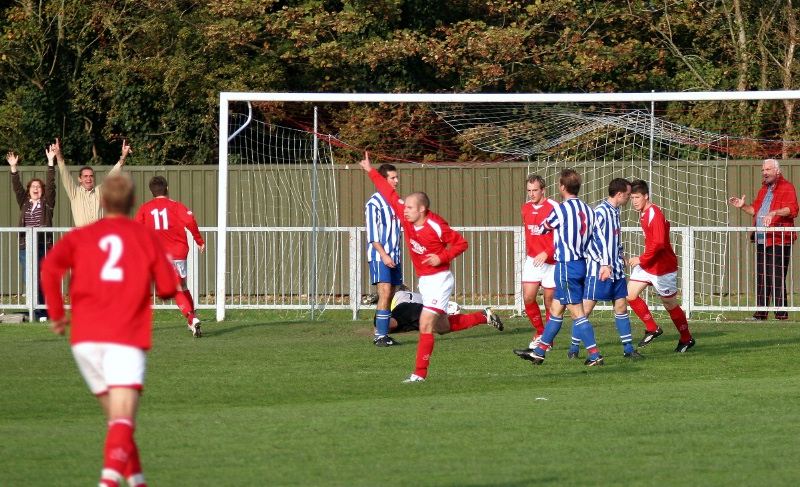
[{"left": 218, "top": 93, "right": 800, "bottom": 322}]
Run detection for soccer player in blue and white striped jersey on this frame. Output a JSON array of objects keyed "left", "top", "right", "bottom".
[
  {"left": 365, "top": 163, "right": 403, "bottom": 346},
  {"left": 570, "top": 178, "right": 644, "bottom": 360},
  {"left": 518, "top": 168, "right": 605, "bottom": 366}
]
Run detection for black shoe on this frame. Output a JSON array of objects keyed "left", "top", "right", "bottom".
[
  {"left": 484, "top": 308, "right": 504, "bottom": 331},
  {"left": 675, "top": 337, "right": 695, "bottom": 353},
  {"left": 637, "top": 327, "right": 663, "bottom": 348},
  {"left": 515, "top": 349, "right": 545, "bottom": 364},
  {"left": 775, "top": 313, "right": 789, "bottom": 321},
  {"left": 514, "top": 348, "right": 534, "bottom": 357},
  {"left": 584, "top": 356, "right": 604, "bottom": 366},
  {"left": 374, "top": 335, "right": 398, "bottom": 347},
  {"left": 567, "top": 350, "right": 580, "bottom": 359},
  {"left": 624, "top": 350, "right": 645, "bottom": 359}
]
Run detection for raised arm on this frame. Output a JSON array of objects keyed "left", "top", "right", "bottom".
[
  {"left": 55, "top": 139, "right": 79, "bottom": 200},
  {"left": 8, "top": 152, "right": 27, "bottom": 207}
]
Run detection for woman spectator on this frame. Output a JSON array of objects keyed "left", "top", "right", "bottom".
[{"left": 8, "top": 145, "right": 57, "bottom": 321}]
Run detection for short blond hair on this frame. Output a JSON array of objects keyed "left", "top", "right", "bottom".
[{"left": 101, "top": 172, "right": 135, "bottom": 215}]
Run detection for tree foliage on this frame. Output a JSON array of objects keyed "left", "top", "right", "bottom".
[{"left": 1, "top": 0, "right": 800, "bottom": 165}]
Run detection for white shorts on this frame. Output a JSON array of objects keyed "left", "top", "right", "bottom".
[
  {"left": 71, "top": 342, "right": 147, "bottom": 396},
  {"left": 172, "top": 260, "right": 188, "bottom": 279},
  {"left": 417, "top": 270, "right": 454, "bottom": 314},
  {"left": 521, "top": 257, "right": 555, "bottom": 289},
  {"left": 629, "top": 265, "right": 679, "bottom": 298}
]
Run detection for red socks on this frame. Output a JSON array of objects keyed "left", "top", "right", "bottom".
[
  {"left": 524, "top": 302, "right": 544, "bottom": 335},
  {"left": 628, "top": 297, "right": 659, "bottom": 332},
  {"left": 102, "top": 418, "right": 136, "bottom": 485},
  {"left": 414, "top": 333, "right": 435, "bottom": 379},
  {"left": 668, "top": 306, "right": 692, "bottom": 342},
  {"left": 448, "top": 312, "right": 486, "bottom": 331},
  {"left": 174, "top": 290, "right": 193, "bottom": 318}
]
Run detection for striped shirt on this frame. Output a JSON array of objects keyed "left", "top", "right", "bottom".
[
  {"left": 586, "top": 200, "right": 625, "bottom": 280},
  {"left": 365, "top": 191, "right": 402, "bottom": 264},
  {"left": 24, "top": 200, "right": 43, "bottom": 228},
  {"left": 543, "top": 197, "right": 595, "bottom": 262}
]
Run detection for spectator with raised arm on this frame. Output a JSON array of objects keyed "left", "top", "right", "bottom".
[
  {"left": 8, "top": 144, "right": 57, "bottom": 321},
  {"left": 728, "top": 158, "right": 799, "bottom": 320},
  {"left": 56, "top": 138, "right": 131, "bottom": 227}
]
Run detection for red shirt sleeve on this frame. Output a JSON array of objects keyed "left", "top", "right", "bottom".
[
  {"left": 149, "top": 233, "right": 181, "bottom": 299},
  {"left": 435, "top": 218, "right": 468, "bottom": 264},
  {"left": 176, "top": 202, "right": 205, "bottom": 247},
  {"left": 639, "top": 208, "right": 667, "bottom": 269},
  {"left": 40, "top": 234, "right": 74, "bottom": 321},
  {"left": 368, "top": 169, "right": 405, "bottom": 217}
]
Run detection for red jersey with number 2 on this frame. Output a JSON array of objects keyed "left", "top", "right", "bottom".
[
  {"left": 134, "top": 198, "right": 204, "bottom": 260},
  {"left": 40, "top": 217, "right": 180, "bottom": 349}
]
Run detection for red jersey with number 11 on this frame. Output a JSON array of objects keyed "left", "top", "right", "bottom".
[
  {"left": 40, "top": 217, "right": 180, "bottom": 349},
  {"left": 134, "top": 197, "right": 204, "bottom": 260}
]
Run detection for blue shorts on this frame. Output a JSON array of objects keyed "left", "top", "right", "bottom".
[
  {"left": 369, "top": 260, "right": 403, "bottom": 286},
  {"left": 554, "top": 260, "right": 587, "bottom": 305},
  {"left": 584, "top": 276, "right": 627, "bottom": 302}
]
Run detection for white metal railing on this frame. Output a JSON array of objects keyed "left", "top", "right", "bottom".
[{"left": 2, "top": 226, "right": 799, "bottom": 321}]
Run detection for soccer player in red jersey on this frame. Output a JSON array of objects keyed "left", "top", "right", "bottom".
[
  {"left": 41, "top": 172, "right": 180, "bottom": 487},
  {"left": 626, "top": 179, "right": 696, "bottom": 353},
  {"left": 359, "top": 152, "right": 502, "bottom": 382},
  {"left": 517, "top": 174, "right": 557, "bottom": 352},
  {"left": 134, "top": 176, "right": 206, "bottom": 337}
]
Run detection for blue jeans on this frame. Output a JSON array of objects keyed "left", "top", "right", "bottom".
[{"left": 19, "top": 247, "right": 48, "bottom": 320}]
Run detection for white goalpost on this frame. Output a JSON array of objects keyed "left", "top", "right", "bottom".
[{"left": 217, "top": 91, "right": 800, "bottom": 322}]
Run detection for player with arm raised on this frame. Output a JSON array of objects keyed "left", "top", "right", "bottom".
[
  {"left": 365, "top": 163, "right": 403, "bottom": 346},
  {"left": 568, "top": 178, "right": 643, "bottom": 360},
  {"left": 134, "top": 176, "right": 206, "bottom": 337},
  {"left": 627, "top": 179, "right": 695, "bottom": 353},
  {"left": 514, "top": 174, "right": 557, "bottom": 354},
  {"left": 516, "top": 168, "right": 604, "bottom": 366},
  {"left": 40, "top": 172, "right": 180, "bottom": 487},
  {"left": 360, "top": 152, "right": 502, "bottom": 383}
]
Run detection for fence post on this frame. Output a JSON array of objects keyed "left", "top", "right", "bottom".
[
  {"left": 681, "top": 227, "right": 695, "bottom": 319},
  {"left": 188, "top": 234, "right": 200, "bottom": 309},
  {"left": 26, "top": 228, "right": 35, "bottom": 322},
  {"left": 513, "top": 228, "right": 524, "bottom": 316},
  {"left": 349, "top": 228, "right": 362, "bottom": 321}
]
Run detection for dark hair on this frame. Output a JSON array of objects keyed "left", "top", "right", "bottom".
[
  {"left": 630, "top": 179, "right": 650, "bottom": 196},
  {"left": 78, "top": 166, "right": 94, "bottom": 178},
  {"left": 377, "top": 163, "right": 397, "bottom": 179},
  {"left": 101, "top": 172, "right": 135, "bottom": 215},
  {"left": 608, "top": 178, "right": 631, "bottom": 197},
  {"left": 149, "top": 176, "right": 169, "bottom": 197},
  {"left": 559, "top": 168, "right": 581, "bottom": 196},
  {"left": 26, "top": 178, "right": 45, "bottom": 197},
  {"left": 526, "top": 174, "right": 545, "bottom": 189}
]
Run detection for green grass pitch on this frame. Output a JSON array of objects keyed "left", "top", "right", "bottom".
[{"left": 1, "top": 310, "right": 799, "bottom": 486}]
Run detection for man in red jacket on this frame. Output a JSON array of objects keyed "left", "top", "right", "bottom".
[
  {"left": 359, "top": 152, "right": 502, "bottom": 383},
  {"left": 729, "top": 158, "right": 799, "bottom": 320},
  {"left": 41, "top": 172, "right": 180, "bottom": 487}
]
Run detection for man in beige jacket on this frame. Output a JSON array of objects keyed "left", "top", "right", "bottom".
[{"left": 56, "top": 139, "right": 131, "bottom": 227}]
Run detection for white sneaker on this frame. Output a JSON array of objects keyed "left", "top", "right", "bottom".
[
  {"left": 38, "top": 317, "right": 48, "bottom": 322},
  {"left": 402, "top": 373, "right": 425, "bottom": 383},
  {"left": 530, "top": 335, "right": 542, "bottom": 349},
  {"left": 189, "top": 317, "right": 202, "bottom": 338}
]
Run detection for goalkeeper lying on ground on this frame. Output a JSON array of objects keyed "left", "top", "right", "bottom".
[{"left": 377, "top": 286, "right": 504, "bottom": 335}]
